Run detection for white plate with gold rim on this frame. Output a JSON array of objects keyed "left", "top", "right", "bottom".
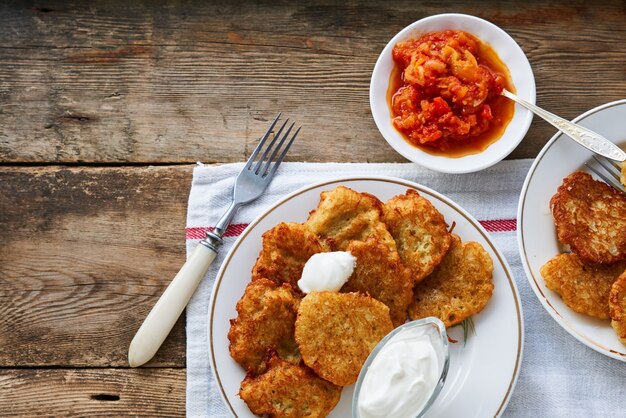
[
  {"left": 209, "top": 176, "right": 523, "bottom": 417},
  {"left": 517, "top": 99, "right": 626, "bottom": 361}
]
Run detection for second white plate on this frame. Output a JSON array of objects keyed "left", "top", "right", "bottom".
[{"left": 517, "top": 99, "right": 626, "bottom": 361}]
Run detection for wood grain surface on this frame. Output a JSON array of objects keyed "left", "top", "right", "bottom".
[
  {"left": 0, "top": 166, "right": 190, "bottom": 367},
  {"left": 0, "top": 368, "right": 185, "bottom": 416},
  {"left": 1, "top": 0, "right": 625, "bottom": 164},
  {"left": 1, "top": 0, "right": 625, "bottom": 416}
]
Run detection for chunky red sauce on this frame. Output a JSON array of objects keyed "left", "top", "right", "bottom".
[{"left": 389, "top": 30, "right": 514, "bottom": 157}]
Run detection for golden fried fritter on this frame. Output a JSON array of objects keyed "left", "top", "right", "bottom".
[
  {"left": 305, "top": 186, "right": 396, "bottom": 251},
  {"left": 409, "top": 235, "right": 494, "bottom": 327},
  {"left": 610, "top": 270, "right": 626, "bottom": 345},
  {"left": 228, "top": 279, "right": 301, "bottom": 374},
  {"left": 383, "top": 189, "right": 452, "bottom": 282},
  {"left": 342, "top": 239, "right": 413, "bottom": 327},
  {"left": 239, "top": 352, "right": 341, "bottom": 418},
  {"left": 295, "top": 292, "right": 393, "bottom": 386},
  {"left": 252, "top": 222, "right": 328, "bottom": 287},
  {"left": 541, "top": 253, "right": 626, "bottom": 319},
  {"left": 550, "top": 171, "right": 626, "bottom": 264}
]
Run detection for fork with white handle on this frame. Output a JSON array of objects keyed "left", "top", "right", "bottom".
[{"left": 128, "top": 114, "right": 300, "bottom": 367}]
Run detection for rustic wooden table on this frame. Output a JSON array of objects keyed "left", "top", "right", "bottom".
[{"left": 1, "top": 1, "right": 624, "bottom": 415}]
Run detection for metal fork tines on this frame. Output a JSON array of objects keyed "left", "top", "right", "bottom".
[
  {"left": 207, "top": 113, "right": 300, "bottom": 239},
  {"left": 585, "top": 155, "right": 626, "bottom": 194},
  {"left": 245, "top": 113, "right": 300, "bottom": 180}
]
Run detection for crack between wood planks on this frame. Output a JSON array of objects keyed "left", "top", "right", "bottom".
[
  {"left": 0, "top": 365, "right": 185, "bottom": 369},
  {"left": 0, "top": 161, "right": 197, "bottom": 167},
  {"left": 0, "top": 40, "right": 358, "bottom": 57}
]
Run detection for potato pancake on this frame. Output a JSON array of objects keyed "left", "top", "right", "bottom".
[
  {"left": 541, "top": 253, "right": 626, "bottom": 319},
  {"left": 295, "top": 292, "right": 393, "bottom": 386},
  {"left": 342, "top": 238, "right": 413, "bottom": 327},
  {"left": 382, "top": 189, "right": 451, "bottom": 282},
  {"left": 239, "top": 352, "right": 341, "bottom": 418},
  {"left": 228, "top": 279, "right": 301, "bottom": 374},
  {"left": 305, "top": 186, "right": 396, "bottom": 251},
  {"left": 409, "top": 235, "right": 494, "bottom": 327},
  {"left": 252, "top": 222, "right": 328, "bottom": 287},
  {"left": 550, "top": 171, "right": 626, "bottom": 264},
  {"left": 610, "top": 270, "right": 626, "bottom": 345}
]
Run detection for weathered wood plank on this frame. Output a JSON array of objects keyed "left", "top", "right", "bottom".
[
  {"left": 0, "top": 0, "right": 624, "bottom": 163},
  {"left": 0, "top": 368, "right": 185, "bottom": 416},
  {"left": 0, "top": 165, "right": 192, "bottom": 366}
]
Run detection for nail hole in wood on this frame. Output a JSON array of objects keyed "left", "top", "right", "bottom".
[{"left": 90, "top": 394, "right": 120, "bottom": 401}]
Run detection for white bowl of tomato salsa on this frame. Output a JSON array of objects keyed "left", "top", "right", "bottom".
[{"left": 370, "top": 13, "right": 535, "bottom": 173}]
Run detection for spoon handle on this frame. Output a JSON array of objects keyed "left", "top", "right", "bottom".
[{"left": 501, "top": 89, "right": 626, "bottom": 162}]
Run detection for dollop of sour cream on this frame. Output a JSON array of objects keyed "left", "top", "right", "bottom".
[
  {"left": 358, "top": 333, "right": 441, "bottom": 418},
  {"left": 297, "top": 251, "right": 356, "bottom": 293}
]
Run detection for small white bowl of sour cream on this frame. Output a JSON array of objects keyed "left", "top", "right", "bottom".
[{"left": 352, "top": 317, "right": 450, "bottom": 418}]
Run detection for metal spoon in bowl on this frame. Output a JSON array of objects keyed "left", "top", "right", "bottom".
[{"left": 501, "top": 89, "right": 626, "bottom": 163}]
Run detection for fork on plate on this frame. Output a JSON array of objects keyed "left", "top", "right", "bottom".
[
  {"left": 585, "top": 155, "right": 625, "bottom": 194},
  {"left": 128, "top": 114, "right": 300, "bottom": 367}
]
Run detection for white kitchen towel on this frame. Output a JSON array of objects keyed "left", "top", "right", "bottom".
[{"left": 185, "top": 161, "right": 626, "bottom": 418}]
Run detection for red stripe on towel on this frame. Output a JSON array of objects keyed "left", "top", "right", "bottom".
[
  {"left": 479, "top": 219, "right": 517, "bottom": 232},
  {"left": 185, "top": 224, "right": 249, "bottom": 240},
  {"left": 185, "top": 219, "right": 516, "bottom": 239}
]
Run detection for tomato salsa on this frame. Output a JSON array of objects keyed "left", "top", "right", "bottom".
[{"left": 389, "top": 30, "right": 514, "bottom": 156}]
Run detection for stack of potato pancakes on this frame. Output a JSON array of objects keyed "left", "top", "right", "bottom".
[
  {"left": 541, "top": 171, "right": 626, "bottom": 346},
  {"left": 228, "top": 186, "right": 494, "bottom": 417}
]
